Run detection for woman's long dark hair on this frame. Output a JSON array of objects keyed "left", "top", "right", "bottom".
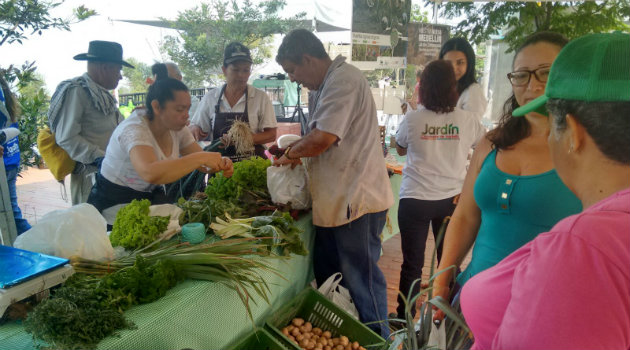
[
  {"left": 487, "top": 32, "right": 569, "bottom": 150},
  {"left": 439, "top": 37, "right": 477, "bottom": 95},
  {"left": 420, "top": 60, "right": 459, "bottom": 114}
]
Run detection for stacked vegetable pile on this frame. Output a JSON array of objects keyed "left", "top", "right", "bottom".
[
  {"left": 178, "top": 156, "right": 308, "bottom": 256},
  {"left": 204, "top": 156, "right": 274, "bottom": 217}
]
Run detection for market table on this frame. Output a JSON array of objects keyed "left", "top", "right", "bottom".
[{"left": 0, "top": 214, "right": 315, "bottom": 350}]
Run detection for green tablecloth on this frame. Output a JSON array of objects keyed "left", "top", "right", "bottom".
[
  {"left": 252, "top": 79, "right": 298, "bottom": 107},
  {"left": 0, "top": 214, "right": 315, "bottom": 350}
]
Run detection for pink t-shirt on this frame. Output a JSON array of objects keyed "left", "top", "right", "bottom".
[{"left": 461, "top": 187, "right": 630, "bottom": 350}]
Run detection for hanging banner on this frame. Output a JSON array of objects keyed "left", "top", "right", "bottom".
[
  {"left": 351, "top": 0, "right": 412, "bottom": 70},
  {"left": 407, "top": 22, "right": 450, "bottom": 69}
]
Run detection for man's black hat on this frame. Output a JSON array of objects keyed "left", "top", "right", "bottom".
[{"left": 73, "top": 40, "right": 134, "bottom": 68}]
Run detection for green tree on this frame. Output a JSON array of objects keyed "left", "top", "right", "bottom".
[
  {"left": 120, "top": 58, "right": 151, "bottom": 94},
  {"left": 17, "top": 72, "right": 48, "bottom": 98},
  {"left": 161, "top": 0, "right": 306, "bottom": 87},
  {"left": 432, "top": 1, "right": 630, "bottom": 51},
  {"left": 1, "top": 0, "right": 94, "bottom": 170}
]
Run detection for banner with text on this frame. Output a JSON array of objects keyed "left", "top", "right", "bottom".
[
  {"left": 351, "top": 0, "right": 411, "bottom": 70},
  {"left": 407, "top": 22, "right": 450, "bottom": 69}
]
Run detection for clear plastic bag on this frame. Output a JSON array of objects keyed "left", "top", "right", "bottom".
[
  {"left": 266, "top": 165, "right": 311, "bottom": 210},
  {"left": 14, "top": 203, "right": 114, "bottom": 261}
]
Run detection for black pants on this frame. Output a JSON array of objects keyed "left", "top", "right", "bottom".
[
  {"left": 87, "top": 173, "right": 170, "bottom": 214},
  {"left": 395, "top": 196, "right": 456, "bottom": 318}
]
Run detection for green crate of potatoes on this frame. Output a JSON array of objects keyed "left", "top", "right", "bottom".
[
  {"left": 265, "top": 287, "right": 386, "bottom": 350},
  {"left": 230, "top": 328, "right": 289, "bottom": 350}
]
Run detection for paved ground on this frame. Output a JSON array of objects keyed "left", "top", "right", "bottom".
[{"left": 15, "top": 166, "right": 470, "bottom": 316}]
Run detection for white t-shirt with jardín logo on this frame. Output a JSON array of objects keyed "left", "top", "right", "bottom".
[{"left": 396, "top": 106, "right": 486, "bottom": 201}]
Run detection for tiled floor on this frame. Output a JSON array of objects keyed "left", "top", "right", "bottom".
[{"left": 15, "top": 166, "right": 470, "bottom": 316}]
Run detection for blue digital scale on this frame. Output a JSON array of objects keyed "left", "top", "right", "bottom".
[{"left": 0, "top": 245, "right": 74, "bottom": 316}]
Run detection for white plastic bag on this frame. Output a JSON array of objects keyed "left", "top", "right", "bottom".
[
  {"left": 14, "top": 203, "right": 114, "bottom": 261},
  {"left": 266, "top": 165, "right": 311, "bottom": 210},
  {"left": 149, "top": 204, "right": 184, "bottom": 240},
  {"left": 318, "top": 272, "right": 360, "bottom": 319},
  {"left": 427, "top": 313, "right": 446, "bottom": 349}
]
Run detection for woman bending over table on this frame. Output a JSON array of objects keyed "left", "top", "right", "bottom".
[{"left": 88, "top": 78, "right": 233, "bottom": 215}]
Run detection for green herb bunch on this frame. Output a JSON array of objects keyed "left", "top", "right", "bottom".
[
  {"left": 110, "top": 199, "right": 170, "bottom": 250},
  {"left": 210, "top": 211, "right": 308, "bottom": 256},
  {"left": 205, "top": 156, "right": 271, "bottom": 201},
  {"left": 24, "top": 257, "right": 183, "bottom": 349}
]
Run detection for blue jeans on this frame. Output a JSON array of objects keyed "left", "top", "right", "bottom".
[
  {"left": 314, "top": 210, "right": 389, "bottom": 338},
  {"left": 6, "top": 166, "right": 31, "bottom": 235}
]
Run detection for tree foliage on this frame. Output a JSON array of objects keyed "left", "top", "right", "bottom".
[
  {"left": 410, "top": 3, "right": 429, "bottom": 23},
  {"left": 120, "top": 58, "right": 151, "bottom": 94},
  {"left": 0, "top": 0, "right": 95, "bottom": 47},
  {"left": 433, "top": 1, "right": 630, "bottom": 51},
  {"left": 161, "top": 0, "right": 306, "bottom": 87}
]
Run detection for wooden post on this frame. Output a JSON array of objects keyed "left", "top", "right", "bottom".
[{"left": 0, "top": 161, "right": 18, "bottom": 246}]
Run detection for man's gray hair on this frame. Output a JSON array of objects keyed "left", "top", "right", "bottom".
[
  {"left": 547, "top": 98, "right": 630, "bottom": 165},
  {"left": 276, "top": 28, "right": 329, "bottom": 65}
]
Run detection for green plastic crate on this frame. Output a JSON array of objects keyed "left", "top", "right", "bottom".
[
  {"left": 229, "top": 328, "right": 289, "bottom": 350},
  {"left": 265, "top": 287, "right": 387, "bottom": 350}
]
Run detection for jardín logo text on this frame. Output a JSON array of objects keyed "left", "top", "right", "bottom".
[{"left": 421, "top": 123, "right": 460, "bottom": 140}]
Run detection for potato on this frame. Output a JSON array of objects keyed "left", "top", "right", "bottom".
[
  {"left": 297, "top": 334, "right": 305, "bottom": 342},
  {"left": 282, "top": 327, "right": 290, "bottom": 336},
  {"left": 351, "top": 341, "right": 359, "bottom": 350},
  {"left": 287, "top": 325, "right": 295, "bottom": 332},
  {"left": 320, "top": 338, "right": 328, "bottom": 346},
  {"left": 332, "top": 338, "right": 340, "bottom": 346},
  {"left": 344, "top": 345, "right": 352, "bottom": 350},
  {"left": 303, "top": 332, "right": 311, "bottom": 340},
  {"left": 335, "top": 345, "right": 345, "bottom": 350},
  {"left": 340, "top": 336, "right": 349, "bottom": 346},
  {"left": 293, "top": 318, "right": 305, "bottom": 327},
  {"left": 299, "top": 338, "right": 309, "bottom": 348},
  {"left": 322, "top": 331, "right": 332, "bottom": 339},
  {"left": 305, "top": 322, "right": 313, "bottom": 332},
  {"left": 289, "top": 335, "right": 296, "bottom": 342},
  {"left": 313, "top": 327, "right": 322, "bottom": 336},
  {"left": 324, "top": 346, "right": 332, "bottom": 350},
  {"left": 358, "top": 347, "right": 366, "bottom": 350},
  {"left": 292, "top": 327, "right": 301, "bottom": 337}
]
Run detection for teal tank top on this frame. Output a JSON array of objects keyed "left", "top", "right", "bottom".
[{"left": 457, "top": 148, "right": 582, "bottom": 286}]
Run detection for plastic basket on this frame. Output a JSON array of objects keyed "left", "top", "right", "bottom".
[
  {"left": 229, "top": 328, "right": 289, "bottom": 350},
  {"left": 265, "top": 287, "right": 386, "bottom": 350}
]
